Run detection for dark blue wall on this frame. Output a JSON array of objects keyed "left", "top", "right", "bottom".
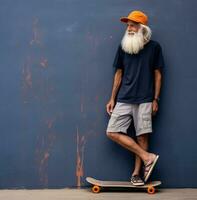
[{"left": 0, "top": 0, "right": 197, "bottom": 188}]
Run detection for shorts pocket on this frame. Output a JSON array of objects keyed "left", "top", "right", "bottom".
[
  {"left": 142, "top": 113, "right": 152, "bottom": 129},
  {"left": 110, "top": 113, "right": 120, "bottom": 126}
]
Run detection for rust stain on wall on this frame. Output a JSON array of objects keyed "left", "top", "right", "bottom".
[
  {"left": 35, "top": 120, "right": 57, "bottom": 186},
  {"left": 46, "top": 118, "right": 56, "bottom": 129},
  {"left": 22, "top": 57, "right": 33, "bottom": 90},
  {"left": 76, "top": 126, "right": 86, "bottom": 187},
  {"left": 22, "top": 16, "right": 56, "bottom": 186},
  {"left": 40, "top": 57, "right": 48, "bottom": 68},
  {"left": 38, "top": 151, "right": 50, "bottom": 185}
]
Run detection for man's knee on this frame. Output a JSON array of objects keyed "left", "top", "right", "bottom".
[
  {"left": 106, "top": 131, "right": 113, "bottom": 138},
  {"left": 106, "top": 131, "right": 119, "bottom": 140},
  {"left": 137, "top": 133, "right": 148, "bottom": 143}
]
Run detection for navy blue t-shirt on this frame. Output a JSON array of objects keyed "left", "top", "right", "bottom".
[{"left": 113, "top": 40, "right": 165, "bottom": 104}]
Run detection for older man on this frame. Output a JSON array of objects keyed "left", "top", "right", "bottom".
[{"left": 106, "top": 10, "right": 164, "bottom": 185}]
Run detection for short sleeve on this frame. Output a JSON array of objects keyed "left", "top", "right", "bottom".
[
  {"left": 153, "top": 43, "right": 165, "bottom": 70},
  {"left": 113, "top": 45, "right": 124, "bottom": 69}
]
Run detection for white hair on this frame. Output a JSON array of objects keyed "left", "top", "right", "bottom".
[
  {"left": 141, "top": 24, "right": 152, "bottom": 44},
  {"left": 121, "top": 24, "right": 152, "bottom": 55}
]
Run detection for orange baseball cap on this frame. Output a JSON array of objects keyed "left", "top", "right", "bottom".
[{"left": 120, "top": 10, "right": 148, "bottom": 25}]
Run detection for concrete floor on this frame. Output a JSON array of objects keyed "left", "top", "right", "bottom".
[{"left": 0, "top": 188, "right": 197, "bottom": 200}]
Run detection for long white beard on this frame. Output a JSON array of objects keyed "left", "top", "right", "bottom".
[{"left": 121, "top": 27, "right": 145, "bottom": 55}]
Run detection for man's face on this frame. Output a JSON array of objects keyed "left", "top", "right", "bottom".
[
  {"left": 126, "top": 20, "right": 140, "bottom": 35},
  {"left": 121, "top": 20, "right": 144, "bottom": 54}
]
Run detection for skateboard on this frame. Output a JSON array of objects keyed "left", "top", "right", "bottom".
[{"left": 86, "top": 177, "right": 161, "bottom": 194}]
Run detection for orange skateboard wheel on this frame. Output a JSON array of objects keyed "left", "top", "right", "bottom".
[
  {"left": 147, "top": 186, "right": 155, "bottom": 194},
  {"left": 92, "top": 185, "right": 101, "bottom": 193}
]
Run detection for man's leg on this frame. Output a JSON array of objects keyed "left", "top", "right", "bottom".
[
  {"left": 106, "top": 102, "right": 158, "bottom": 183},
  {"left": 131, "top": 102, "right": 154, "bottom": 181},
  {"left": 106, "top": 131, "right": 155, "bottom": 165},
  {"left": 132, "top": 133, "right": 149, "bottom": 176}
]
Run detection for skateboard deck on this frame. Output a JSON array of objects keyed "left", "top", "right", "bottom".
[{"left": 86, "top": 177, "right": 161, "bottom": 194}]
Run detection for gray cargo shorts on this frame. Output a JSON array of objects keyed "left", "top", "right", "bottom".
[{"left": 106, "top": 102, "right": 153, "bottom": 136}]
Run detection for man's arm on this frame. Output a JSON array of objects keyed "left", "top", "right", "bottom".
[
  {"left": 152, "top": 69, "right": 162, "bottom": 115},
  {"left": 154, "top": 69, "right": 162, "bottom": 100},
  {"left": 110, "top": 69, "right": 123, "bottom": 100},
  {"left": 106, "top": 69, "right": 123, "bottom": 115}
]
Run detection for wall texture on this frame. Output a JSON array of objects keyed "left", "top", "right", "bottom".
[{"left": 0, "top": 0, "right": 197, "bottom": 188}]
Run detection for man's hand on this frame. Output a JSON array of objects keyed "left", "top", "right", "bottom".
[
  {"left": 152, "top": 100, "right": 159, "bottom": 116},
  {"left": 106, "top": 99, "right": 115, "bottom": 115}
]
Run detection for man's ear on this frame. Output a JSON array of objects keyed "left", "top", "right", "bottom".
[
  {"left": 142, "top": 27, "right": 147, "bottom": 36},
  {"left": 141, "top": 25, "right": 152, "bottom": 42}
]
